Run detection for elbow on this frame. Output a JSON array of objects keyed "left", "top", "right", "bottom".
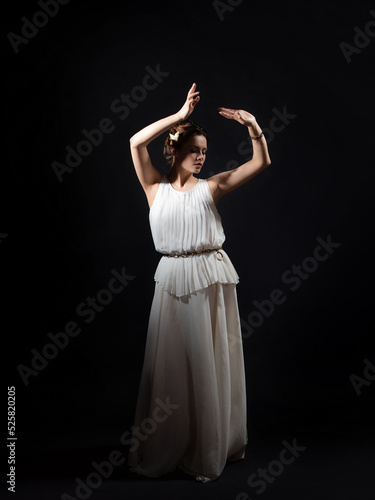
[
  {"left": 260, "top": 161, "right": 271, "bottom": 170},
  {"left": 129, "top": 136, "right": 140, "bottom": 149},
  {"left": 129, "top": 136, "right": 146, "bottom": 149}
]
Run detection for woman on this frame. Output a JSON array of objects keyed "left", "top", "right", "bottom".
[{"left": 127, "top": 83, "right": 271, "bottom": 482}]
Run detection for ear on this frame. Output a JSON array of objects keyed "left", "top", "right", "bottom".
[{"left": 170, "top": 146, "right": 179, "bottom": 157}]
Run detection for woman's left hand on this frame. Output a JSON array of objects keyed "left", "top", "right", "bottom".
[{"left": 217, "top": 107, "right": 256, "bottom": 127}]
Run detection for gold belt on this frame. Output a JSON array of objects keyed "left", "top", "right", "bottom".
[{"left": 162, "top": 247, "right": 224, "bottom": 261}]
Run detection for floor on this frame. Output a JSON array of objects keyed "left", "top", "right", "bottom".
[{"left": 12, "top": 422, "right": 375, "bottom": 500}]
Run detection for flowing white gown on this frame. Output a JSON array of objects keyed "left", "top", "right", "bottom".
[{"left": 127, "top": 175, "right": 248, "bottom": 482}]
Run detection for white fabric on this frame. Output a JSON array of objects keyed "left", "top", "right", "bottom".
[
  {"left": 127, "top": 175, "right": 248, "bottom": 482},
  {"left": 149, "top": 176, "right": 239, "bottom": 297}
]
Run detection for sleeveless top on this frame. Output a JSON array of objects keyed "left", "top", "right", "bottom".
[{"left": 148, "top": 175, "right": 239, "bottom": 297}]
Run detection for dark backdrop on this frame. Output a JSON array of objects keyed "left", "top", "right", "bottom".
[{"left": 2, "top": 0, "right": 375, "bottom": 499}]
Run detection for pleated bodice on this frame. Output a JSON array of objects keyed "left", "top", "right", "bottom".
[{"left": 149, "top": 175, "right": 239, "bottom": 297}]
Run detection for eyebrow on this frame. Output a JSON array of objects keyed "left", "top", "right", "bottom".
[{"left": 189, "top": 144, "right": 207, "bottom": 150}]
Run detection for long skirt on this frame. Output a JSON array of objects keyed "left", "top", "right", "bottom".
[{"left": 127, "top": 281, "right": 248, "bottom": 482}]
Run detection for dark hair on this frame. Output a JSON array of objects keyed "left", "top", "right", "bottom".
[{"left": 163, "top": 119, "right": 209, "bottom": 168}]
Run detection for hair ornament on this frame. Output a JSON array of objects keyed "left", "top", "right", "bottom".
[{"left": 169, "top": 131, "right": 180, "bottom": 142}]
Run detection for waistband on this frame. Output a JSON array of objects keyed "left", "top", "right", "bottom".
[{"left": 160, "top": 247, "right": 224, "bottom": 261}]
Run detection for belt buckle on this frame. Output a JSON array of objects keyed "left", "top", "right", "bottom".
[{"left": 216, "top": 249, "right": 224, "bottom": 261}]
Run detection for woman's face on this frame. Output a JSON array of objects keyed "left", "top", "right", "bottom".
[{"left": 173, "top": 134, "right": 208, "bottom": 173}]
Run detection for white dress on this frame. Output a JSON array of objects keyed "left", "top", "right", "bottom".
[{"left": 127, "top": 175, "right": 248, "bottom": 482}]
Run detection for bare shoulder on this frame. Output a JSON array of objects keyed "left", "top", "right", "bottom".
[
  {"left": 205, "top": 174, "right": 226, "bottom": 206},
  {"left": 205, "top": 176, "right": 218, "bottom": 194},
  {"left": 145, "top": 175, "right": 164, "bottom": 209}
]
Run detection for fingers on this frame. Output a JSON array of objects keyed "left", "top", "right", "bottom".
[
  {"left": 217, "top": 108, "right": 235, "bottom": 119},
  {"left": 217, "top": 108, "right": 234, "bottom": 115},
  {"left": 219, "top": 111, "right": 235, "bottom": 117},
  {"left": 188, "top": 83, "right": 199, "bottom": 96},
  {"left": 217, "top": 106, "right": 250, "bottom": 126},
  {"left": 217, "top": 107, "right": 236, "bottom": 113},
  {"left": 189, "top": 93, "right": 200, "bottom": 106},
  {"left": 190, "top": 96, "right": 200, "bottom": 111}
]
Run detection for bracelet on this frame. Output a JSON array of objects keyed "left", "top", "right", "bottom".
[{"left": 250, "top": 132, "right": 264, "bottom": 140}]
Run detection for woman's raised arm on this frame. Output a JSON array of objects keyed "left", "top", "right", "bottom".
[
  {"left": 129, "top": 83, "right": 200, "bottom": 192},
  {"left": 207, "top": 108, "right": 271, "bottom": 201}
]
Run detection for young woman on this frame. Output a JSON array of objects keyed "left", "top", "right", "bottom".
[{"left": 127, "top": 83, "right": 271, "bottom": 482}]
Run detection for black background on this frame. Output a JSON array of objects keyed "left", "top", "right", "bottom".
[{"left": 2, "top": 0, "right": 375, "bottom": 499}]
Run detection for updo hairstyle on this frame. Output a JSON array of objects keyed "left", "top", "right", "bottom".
[{"left": 163, "top": 119, "right": 209, "bottom": 168}]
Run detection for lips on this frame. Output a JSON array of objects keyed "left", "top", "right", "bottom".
[{"left": 194, "top": 163, "right": 202, "bottom": 167}]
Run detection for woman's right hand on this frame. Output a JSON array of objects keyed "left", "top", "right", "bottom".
[{"left": 176, "top": 83, "right": 200, "bottom": 121}]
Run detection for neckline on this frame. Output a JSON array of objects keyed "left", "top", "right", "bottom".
[{"left": 167, "top": 176, "right": 200, "bottom": 193}]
